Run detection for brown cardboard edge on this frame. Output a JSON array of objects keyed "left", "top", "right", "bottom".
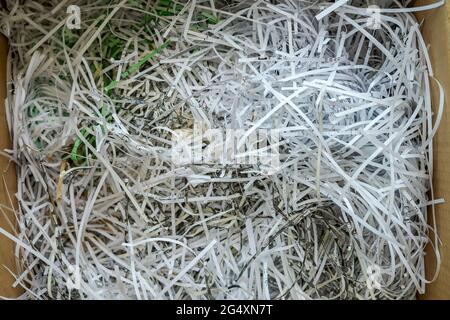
[
  {"left": 0, "top": 35, "right": 22, "bottom": 297},
  {"left": 414, "top": 0, "right": 450, "bottom": 300}
]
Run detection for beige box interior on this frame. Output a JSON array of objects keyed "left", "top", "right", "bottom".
[{"left": 0, "top": 1, "right": 449, "bottom": 299}]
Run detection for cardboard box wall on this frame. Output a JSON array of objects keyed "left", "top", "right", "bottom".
[{"left": 0, "top": 0, "right": 449, "bottom": 299}]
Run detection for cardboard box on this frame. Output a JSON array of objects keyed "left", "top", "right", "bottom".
[{"left": 0, "top": 1, "right": 449, "bottom": 299}]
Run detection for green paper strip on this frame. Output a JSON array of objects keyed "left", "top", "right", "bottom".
[{"left": 105, "top": 39, "right": 171, "bottom": 92}]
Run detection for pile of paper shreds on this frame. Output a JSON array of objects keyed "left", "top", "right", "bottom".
[{"left": 0, "top": 0, "right": 445, "bottom": 299}]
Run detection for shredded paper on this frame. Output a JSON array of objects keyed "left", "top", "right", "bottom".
[{"left": 0, "top": 0, "right": 445, "bottom": 299}]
